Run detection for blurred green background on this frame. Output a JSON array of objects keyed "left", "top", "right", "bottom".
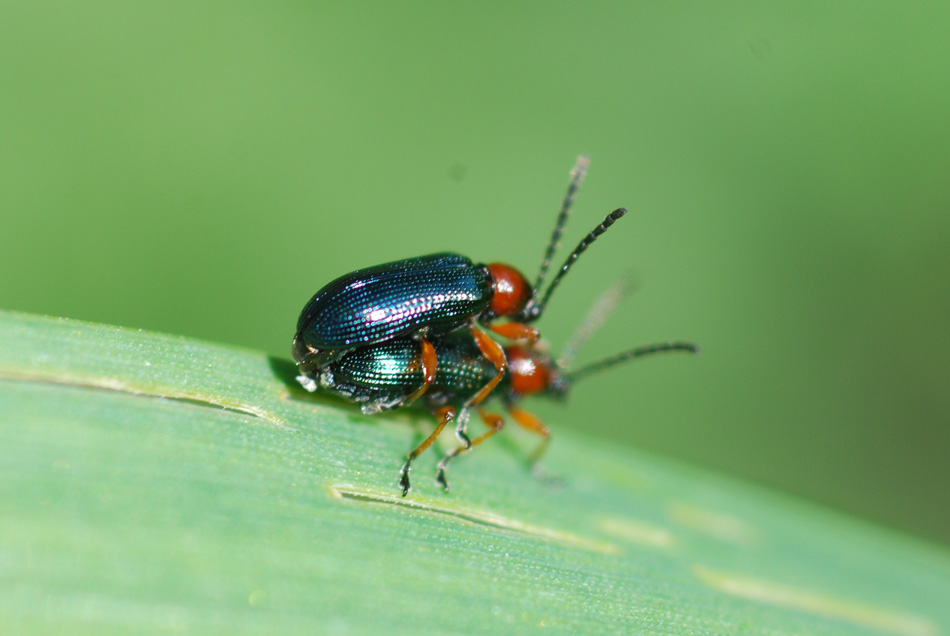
[{"left": 2, "top": 2, "right": 948, "bottom": 544}]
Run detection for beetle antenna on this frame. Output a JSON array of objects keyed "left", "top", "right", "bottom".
[
  {"left": 565, "top": 341, "right": 700, "bottom": 384},
  {"left": 526, "top": 207, "right": 628, "bottom": 321},
  {"left": 530, "top": 155, "right": 590, "bottom": 304},
  {"left": 557, "top": 278, "right": 635, "bottom": 372}
]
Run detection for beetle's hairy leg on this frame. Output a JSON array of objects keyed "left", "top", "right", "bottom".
[
  {"left": 403, "top": 336, "right": 437, "bottom": 405},
  {"left": 508, "top": 405, "right": 551, "bottom": 472},
  {"left": 436, "top": 410, "right": 506, "bottom": 492},
  {"left": 399, "top": 405, "right": 456, "bottom": 496},
  {"left": 465, "top": 326, "right": 508, "bottom": 411},
  {"left": 489, "top": 321, "right": 540, "bottom": 344}
]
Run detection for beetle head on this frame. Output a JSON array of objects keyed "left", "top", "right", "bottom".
[
  {"left": 485, "top": 263, "right": 531, "bottom": 318},
  {"left": 504, "top": 344, "right": 567, "bottom": 399}
]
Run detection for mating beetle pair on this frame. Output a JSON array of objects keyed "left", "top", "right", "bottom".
[
  {"left": 311, "top": 307, "right": 697, "bottom": 495},
  {"left": 293, "top": 157, "right": 698, "bottom": 495}
]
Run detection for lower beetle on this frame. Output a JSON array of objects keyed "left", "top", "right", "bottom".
[
  {"left": 303, "top": 281, "right": 698, "bottom": 495},
  {"left": 294, "top": 156, "right": 627, "bottom": 422}
]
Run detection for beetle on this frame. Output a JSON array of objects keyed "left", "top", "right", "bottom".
[
  {"left": 303, "top": 280, "right": 699, "bottom": 495},
  {"left": 293, "top": 156, "right": 626, "bottom": 423}
]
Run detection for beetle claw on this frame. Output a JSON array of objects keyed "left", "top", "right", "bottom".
[
  {"left": 399, "top": 460, "right": 412, "bottom": 496},
  {"left": 435, "top": 467, "right": 450, "bottom": 492}
]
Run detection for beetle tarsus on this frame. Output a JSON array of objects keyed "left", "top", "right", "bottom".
[
  {"left": 435, "top": 466, "right": 450, "bottom": 492},
  {"left": 435, "top": 450, "right": 457, "bottom": 491},
  {"left": 457, "top": 423, "right": 472, "bottom": 451},
  {"left": 399, "top": 459, "right": 412, "bottom": 496}
]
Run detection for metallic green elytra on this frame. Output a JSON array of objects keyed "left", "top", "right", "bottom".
[{"left": 307, "top": 332, "right": 496, "bottom": 414}]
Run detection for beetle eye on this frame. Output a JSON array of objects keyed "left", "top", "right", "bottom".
[{"left": 487, "top": 263, "right": 531, "bottom": 316}]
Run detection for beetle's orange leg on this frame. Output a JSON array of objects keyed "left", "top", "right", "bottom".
[
  {"left": 452, "top": 326, "right": 509, "bottom": 452},
  {"left": 403, "top": 336, "right": 437, "bottom": 405},
  {"left": 399, "top": 405, "right": 456, "bottom": 496},
  {"left": 464, "top": 327, "right": 508, "bottom": 411},
  {"left": 508, "top": 405, "right": 551, "bottom": 468},
  {"left": 435, "top": 409, "right": 505, "bottom": 491},
  {"left": 489, "top": 322, "right": 539, "bottom": 343},
  {"left": 472, "top": 409, "right": 506, "bottom": 446}
]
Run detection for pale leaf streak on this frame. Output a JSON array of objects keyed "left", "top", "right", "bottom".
[
  {"left": 670, "top": 502, "right": 760, "bottom": 546},
  {"left": 330, "top": 485, "right": 620, "bottom": 555},
  {"left": 694, "top": 566, "right": 938, "bottom": 636},
  {"left": 0, "top": 372, "right": 288, "bottom": 428},
  {"left": 598, "top": 516, "right": 675, "bottom": 549}
]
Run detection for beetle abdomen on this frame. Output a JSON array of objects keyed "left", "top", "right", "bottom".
[{"left": 296, "top": 253, "right": 492, "bottom": 351}]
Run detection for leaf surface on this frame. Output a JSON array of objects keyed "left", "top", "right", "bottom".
[{"left": 1, "top": 311, "right": 947, "bottom": 635}]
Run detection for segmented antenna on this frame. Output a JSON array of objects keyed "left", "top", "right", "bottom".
[
  {"left": 565, "top": 341, "right": 700, "bottom": 384},
  {"left": 557, "top": 278, "right": 634, "bottom": 372},
  {"left": 526, "top": 207, "right": 628, "bottom": 320},
  {"left": 529, "top": 155, "right": 590, "bottom": 304}
]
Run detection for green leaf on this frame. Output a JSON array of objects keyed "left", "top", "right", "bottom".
[{"left": 1, "top": 310, "right": 948, "bottom": 635}]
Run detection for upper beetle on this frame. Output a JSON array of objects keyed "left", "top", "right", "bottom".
[{"left": 293, "top": 156, "right": 625, "bottom": 413}]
